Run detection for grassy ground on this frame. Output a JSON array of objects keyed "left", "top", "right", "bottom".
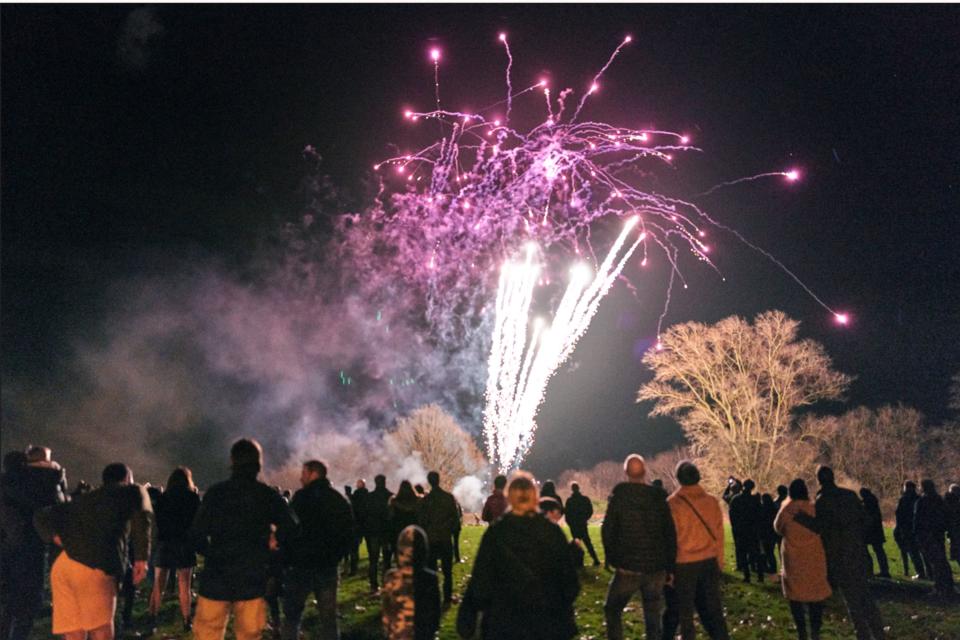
[{"left": 31, "top": 525, "right": 959, "bottom": 639}]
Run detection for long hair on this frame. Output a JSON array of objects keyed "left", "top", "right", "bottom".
[{"left": 166, "top": 466, "right": 196, "bottom": 493}]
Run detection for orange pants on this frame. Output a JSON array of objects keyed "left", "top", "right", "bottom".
[{"left": 193, "top": 596, "right": 266, "bottom": 640}]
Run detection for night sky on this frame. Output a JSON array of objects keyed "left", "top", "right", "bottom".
[{"left": 3, "top": 5, "right": 959, "bottom": 483}]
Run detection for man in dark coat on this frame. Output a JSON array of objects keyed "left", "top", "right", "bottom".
[
  {"left": 348, "top": 478, "right": 369, "bottom": 576},
  {"left": 728, "top": 479, "right": 765, "bottom": 583},
  {"left": 601, "top": 454, "right": 677, "bottom": 640},
  {"left": 913, "top": 479, "right": 956, "bottom": 598},
  {"left": 564, "top": 482, "right": 600, "bottom": 566},
  {"left": 363, "top": 474, "right": 394, "bottom": 592},
  {"left": 282, "top": 460, "right": 355, "bottom": 640},
  {"left": 794, "top": 466, "right": 885, "bottom": 640},
  {"left": 188, "top": 439, "right": 299, "bottom": 640},
  {"left": 417, "top": 471, "right": 460, "bottom": 605},
  {"left": 894, "top": 481, "right": 926, "bottom": 578},
  {"left": 859, "top": 488, "right": 891, "bottom": 578}
]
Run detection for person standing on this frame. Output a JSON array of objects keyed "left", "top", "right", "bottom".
[
  {"left": 601, "top": 454, "right": 677, "bottom": 640},
  {"left": 481, "top": 475, "right": 508, "bottom": 524},
  {"left": 564, "top": 483, "right": 600, "bottom": 567},
  {"left": 34, "top": 463, "right": 152, "bottom": 640},
  {"left": 452, "top": 499, "right": 464, "bottom": 563},
  {"left": 728, "top": 479, "right": 765, "bottom": 583},
  {"left": 774, "top": 479, "right": 832, "bottom": 640},
  {"left": 760, "top": 493, "right": 779, "bottom": 574},
  {"left": 794, "top": 466, "right": 885, "bottom": 640},
  {"left": 945, "top": 484, "right": 960, "bottom": 571},
  {"left": 894, "top": 481, "right": 925, "bottom": 578},
  {"left": 858, "top": 488, "right": 891, "bottom": 578},
  {"left": 188, "top": 439, "right": 299, "bottom": 640},
  {"left": 348, "top": 478, "right": 369, "bottom": 577},
  {"left": 363, "top": 475, "right": 394, "bottom": 593},
  {"left": 457, "top": 472, "right": 579, "bottom": 640},
  {"left": 282, "top": 460, "right": 355, "bottom": 640},
  {"left": 540, "top": 480, "right": 563, "bottom": 512},
  {"left": 381, "top": 525, "right": 441, "bottom": 640},
  {"left": 148, "top": 467, "right": 201, "bottom": 631},
  {"left": 417, "top": 471, "right": 459, "bottom": 606},
  {"left": 913, "top": 479, "right": 955, "bottom": 598},
  {"left": 661, "top": 461, "right": 729, "bottom": 640}
]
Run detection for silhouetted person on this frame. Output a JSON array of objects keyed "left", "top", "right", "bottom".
[
  {"left": 946, "top": 484, "right": 960, "bottom": 571},
  {"left": 564, "top": 482, "right": 600, "bottom": 566},
  {"left": 348, "top": 478, "right": 368, "bottom": 576},
  {"left": 457, "top": 472, "right": 579, "bottom": 640},
  {"left": 481, "top": 475, "right": 508, "bottom": 524},
  {"left": 149, "top": 467, "right": 201, "bottom": 631},
  {"left": 541, "top": 497, "right": 585, "bottom": 568},
  {"left": 894, "top": 481, "right": 925, "bottom": 578},
  {"left": 729, "top": 479, "right": 765, "bottom": 582},
  {"left": 858, "top": 488, "right": 890, "bottom": 578},
  {"left": 35, "top": 463, "right": 152, "bottom": 640},
  {"left": 2, "top": 449, "right": 58, "bottom": 640},
  {"left": 913, "top": 479, "right": 955, "bottom": 598},
  {"left": 540, "top": 480, "right": 563, "bottom": 511},
  {"left": 417, "top": 471, "right": 459, "bottom": 605},
  {"left": 794, "top": 466, "right": 885, "bottom": 640},
  {"left": 282, "top": 460, "right": 354, "bottom": 640},
  {"left": 773, "top": 484, "right": 789, "bottom": 562},
  {"left": 601, "top": 454, "right": 676, "bottom": 640},
  {"left": 722, "top": 477, "right": 742, "bottom": 506},
  {"left": 188, "top": 439, "right": 298, "bottom": 640},
  {"left": 382, "top": 525, "right": 441, "bottom": 640},
  {"left": 363, "top": 475, "right": 394, "bottom": 592},
  {"left": 390, "top": 481, "right": 421, "bottom": 563},
  {"left": 661, "top": 461, "right": 729, "bottom": 640},
  {"left": 775, "top": 479, "right": 832, "bottom": 640},
  {"left": 760, "top": 493, "right": 779, "bottom": 574}
]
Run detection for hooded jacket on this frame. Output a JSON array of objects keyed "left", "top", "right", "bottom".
[
  {"left": 602, "top": 481, "right": 677, "bottom": 573},
  {"left": 382, "top": 525, "right": 440, "bottom": 640}
]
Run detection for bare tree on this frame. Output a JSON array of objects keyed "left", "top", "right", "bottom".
[
  {"left": 638, "top": 311, "right": 851, "bottom": 491},
  {"left": 645, "top": 445, "right": 695, "bottom": 492},
  {"left": 385, "top": 404, "right": 487, "bottom": 489},
  {"left": 557, "top": 460, "right": 624, "bottom": 504},
  {"left": 809, "top": 404, "right": 925, "bottom": 512}
]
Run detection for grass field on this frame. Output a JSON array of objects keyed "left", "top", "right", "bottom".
[{"left": 30, "top": 524, "right": 960, "bottom": 639}]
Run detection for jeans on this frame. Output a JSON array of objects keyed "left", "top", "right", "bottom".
[
  {"left": 604, "top": 568, "right": 665, "bottom": 640},
  {"left": 0, "top": 544, "right": 44, "bottom": 640},
  {"left": 788, "top": 601, "right": 824, "bottom": 640},
  {"left": 733, "top": 536, "right": 764, "bottom": 582},
  {"left": 896, "top": 537, "right": 926, "bottom": 577},
  {"left": 834, "top": 578, "right": 885, "bottom": 640},
  {"left": 429, "top": 541, "right": 454, "bottom": 603},
  {"left": 866, "top": 542, "right": 890, "bottom": 577},
  {"left": 281, "top": 565, "right": 339, "bottom": 640},
  {"left": 193, "top": 597, "right": 266, "bottom": 640},
  {"left": 919, "top": 537, "right": 956, "bottom": 597},
  {"left": 662, "top": 559, "right": 729, "bottom": 640}
]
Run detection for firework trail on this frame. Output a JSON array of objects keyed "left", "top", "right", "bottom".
[
  {"left": 694, "top": 170, "right": 800, "bottom": 198},
  {"left": 352, "top": 34, "right": 845, "bottom": 465},
  {"left": 485, "top": 218, "right": 642, "bottom": 470}
]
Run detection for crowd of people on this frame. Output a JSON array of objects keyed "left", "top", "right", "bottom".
[{"left": 2, "top": 440, "right": 958, "bottom": 640}]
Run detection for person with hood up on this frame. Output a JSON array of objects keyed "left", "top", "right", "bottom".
[
  {"left": 774, "top": 479, "right": 832, "bottom": 640},
  {"left": 382, "top": 525, "right": 441, "bottom": 640}
]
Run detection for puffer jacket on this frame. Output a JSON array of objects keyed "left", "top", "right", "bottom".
[{"left": 601, "top": 481, "right": 677, "bottom": 573}]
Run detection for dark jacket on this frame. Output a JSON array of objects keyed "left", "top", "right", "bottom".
[
  {"left": 287, "top": 478, "right": 355, "bottom": 569},
  {"left": 564, "top": 492, "right": 593, "bottom": 529},
  {"left": 481, "top": 492, "right": 508, "bottom": 524},
  {"left": 601, "top": 482, "right": 677, "bottom": 573},
  {"left": 350, "top": 486, "right": 369, "bottom": 535},
  {"left": 34, "top": 483, "right": 153, "bottom": 579},
  {"left": 458, "top": 512, "right": 580, "bottom": 640},
  {"left": 189, "top": 471, "right": 299, "bottom": 601},
  {"left": 894, "top": 488, "right": 920, "bottom": 545},
  {"left": 945, "top": 492, "right": 960, "bottom": 544},
  {"left": 417, "top": 486, "right": 459, "bottom": 548},
  {"left": 156, "top": 488, "right": 201, "bottom": 543},
  {"left": 390, "top": 495, "right": 421, "bottom": 545},
  {"left": 860, "top": 492, "right": 886, "bottom": 546},
  {"left": 728, "top": 491, "right": 763, "bottom": 542},
  {"left": 914, "top": 493, "right": 947, "bottom": 543},
  {"left": 2, "top": 464, "right": 68, "bottom": 553},
  {"left": 794, "top": 484, "right": 868, "bottom": 584},
  {"left": 363, "top": 485, "right": 393, "bottom": 537}
]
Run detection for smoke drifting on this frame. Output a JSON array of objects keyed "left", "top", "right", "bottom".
[{"left": 2, "top": 168, "right": 492, "bottom": 490}]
